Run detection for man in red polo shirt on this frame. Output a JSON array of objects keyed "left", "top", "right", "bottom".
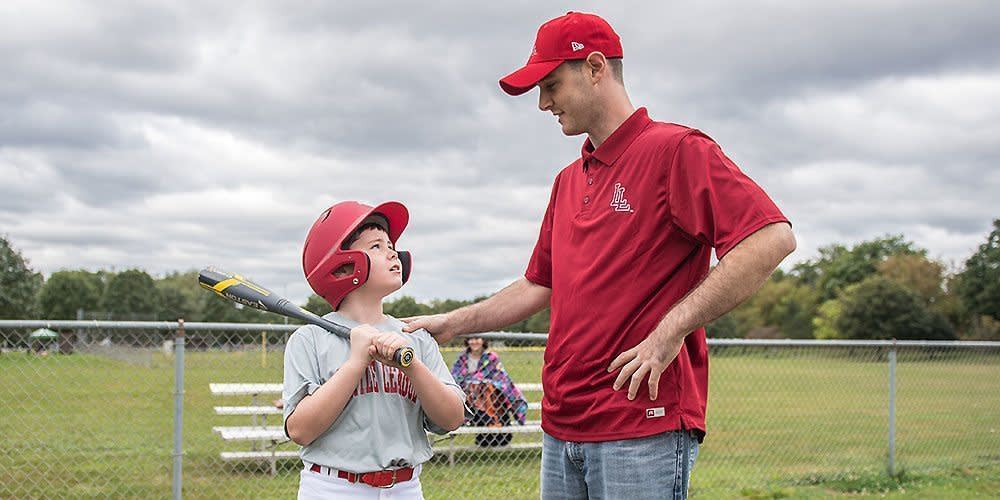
[{"left": 404, "top": 11, "right": 795, "bottom": 498}]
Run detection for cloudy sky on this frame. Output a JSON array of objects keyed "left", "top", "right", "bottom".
[{"left": 2, "top": 1, "right": 998, "bottom": 304}]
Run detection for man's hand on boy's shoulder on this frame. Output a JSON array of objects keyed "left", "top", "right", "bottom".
[{"left": 401, "top": 313, "right": 455, "bottom": 342}]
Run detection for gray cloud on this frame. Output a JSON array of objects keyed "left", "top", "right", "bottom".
[{"left": 1, "top": 0, "right": 998, "bottom": 304}]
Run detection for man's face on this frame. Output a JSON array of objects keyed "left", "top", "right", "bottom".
[
  {"left": 537, "top": 62, "right": 595, "bottom": 136},
  {"left": 348, "top": 227, "right": 403, "bottom": 292}
]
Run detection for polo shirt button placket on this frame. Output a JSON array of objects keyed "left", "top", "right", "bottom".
[{"left": 582, "top": 159, "right": 596, "bottom": 210}]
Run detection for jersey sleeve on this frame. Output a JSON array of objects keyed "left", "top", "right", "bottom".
[
  {"left": 524, "top": 172, "right": 562, "bottom": 288},
  {"left": 667, "top": 132, "right": 790, "bottom": 259},
  {"left": 414, "top": 329, "right": 470, "bottom": 434},
  {"left": 281, "top": 327, "right": 322, "bottom": 438}
]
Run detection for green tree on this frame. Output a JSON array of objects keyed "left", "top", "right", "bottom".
[
  {"left": 428, "top": 298, "right": 478, "bottom": 314},
  {"left": 0, "top": 236, "right": 43, "bottom": 319},
  {"left": 523, "top": 308, "right": 551, "bottom": 333},
  {"left": 793, "top": 235, "right": 922, "bottom": 301},
  {"left": 706, "top": 313, "right": 740, "bottom": 338},
  {"left": 812, "top": 299, "right": 843, "bottom": 339},
  {"left": 955, "top": 219, "right": 1000, "bottom": 321},
  {"left": 836, "top": 276, "right": 955, "bottom": 340},
  {"left": 877, "top": 254, "right": 946, "bottom": 307},
  {"left": 156, "top": 270, "right": 204, "bottom": 320},
  {"left": 935, "top": 273, "right": 970, "bottom": 337},
  {"left": 963, "top": 315, "right": 999, "bottom": 341},
  {"left": 302, "top": 293, "right": 334, "bottom": 316},
  {"left": 38, "top": 270, "right": 103, "bottom": 319},
  {"left": 384, "top": 296, "right": 430, "bottom": 318},
  {"left": 731, "top": 276, "right": 819, "bottom": 339},
  {"left": 200, "top": 293, "right": 245, "bottom": 322},
  {"left": 157, "top": 285, "right": 189, "bottom": 321},
  {"left": 101, "top": 269, "right": 160, "bottom": 320}
]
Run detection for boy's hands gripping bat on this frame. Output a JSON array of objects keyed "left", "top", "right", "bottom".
[{"left": 198, "top": 268, "right": 414, "bottom": 367}]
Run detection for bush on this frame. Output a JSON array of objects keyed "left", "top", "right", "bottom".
[{"left": 836, "top": 276, "right": 955, "bottom": 340}]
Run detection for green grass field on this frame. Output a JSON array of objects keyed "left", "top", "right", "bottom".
[{"left": 0, "top": 345, "right": 997, "bottom": 498}]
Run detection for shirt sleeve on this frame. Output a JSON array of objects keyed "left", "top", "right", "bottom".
[
  {"left": 415, "top": 329, "right": 470, "bottom": 434},
  {"left": 282, "top": 327, "right": 323, "bottom": 438},
  {"left": 525, "top": 172, "right": 561, "bottom": 288},
  {"left": 667, "top": 132, "right": 790, "bottom": 259}
]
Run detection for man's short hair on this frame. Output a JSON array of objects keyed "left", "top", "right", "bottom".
[{"left": 566, "top": 57, "right": 623, "bottom": 83}]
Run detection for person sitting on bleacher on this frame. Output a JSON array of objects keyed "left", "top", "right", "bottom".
[{"left": 450, "top": 336, "right": 528, "bottom": 447}]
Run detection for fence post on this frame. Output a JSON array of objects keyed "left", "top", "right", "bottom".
[
  {"left": 172, "top": 319, "right": 186, "bottom": 500},
  {"left": 888, "top": 339, "right": 897, "bottom": 476},
  {"left": 76, "top": 308, "right": 85, "bottom": 345}
]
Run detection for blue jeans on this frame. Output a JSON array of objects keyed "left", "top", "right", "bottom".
[{"left": 541, "top": 430, "right": 700, "bottom": 499}]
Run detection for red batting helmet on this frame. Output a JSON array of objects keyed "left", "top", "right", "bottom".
[{"left": 302, "top": 201, "right": 411, "bottom": 309}]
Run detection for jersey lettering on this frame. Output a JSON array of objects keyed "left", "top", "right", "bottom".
[{"left": 350, "top": 361, "right": 417, "bottom": 402}]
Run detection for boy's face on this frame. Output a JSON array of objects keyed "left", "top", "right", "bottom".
[{"left": 348, "top": 227, "right": 403, "bottom": 294}]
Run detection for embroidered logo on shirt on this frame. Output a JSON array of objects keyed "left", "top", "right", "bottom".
[
  {"left": 646, "top": 407, "right": 665, "bottom": 419},
  {"left": 610, "top": 183, "right": 633, "bottom": 212},
  {"left": 571, "top": 41, "right": 585, "bottom": 51}
]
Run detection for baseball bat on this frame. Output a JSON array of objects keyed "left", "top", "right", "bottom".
[{"left": 197, "top": 267, "right": 414, "bottom": 367}]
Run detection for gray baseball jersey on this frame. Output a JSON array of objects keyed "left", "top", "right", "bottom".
[{"left": 282, "top": 312, "right": 465, "bottom": 472}]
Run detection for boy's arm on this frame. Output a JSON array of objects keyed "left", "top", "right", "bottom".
[
  {"left": 402, "top": 359, "right": 466, "bottom": 431},
  {"left": 372, "top": 332, "right": 466, "bottom": 432},
  {"left": 285, "top": 326, "right": 376, "bottom": 446},
  {"left": 401, "top": 277, "right": 551, "bottom": 343}
]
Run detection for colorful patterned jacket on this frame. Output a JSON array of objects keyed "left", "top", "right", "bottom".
[{"left": 450, "top": 350, "right": 528, "bottom": 425}]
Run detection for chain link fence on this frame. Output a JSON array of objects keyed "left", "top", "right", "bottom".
[{"left": 1, "top": 321, "right": 997, "bottom": 498}]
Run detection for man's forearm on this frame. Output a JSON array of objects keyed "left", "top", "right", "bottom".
[
  {"left": 449, "top": 278, "right": 551, "bottom": 336},
  {"left": 656, "top": 223, "right": 795, "bottom": 339}
]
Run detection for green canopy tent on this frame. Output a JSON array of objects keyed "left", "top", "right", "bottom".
[
  {"left": 29, "top": 328, "right": 58, "bottom": 340},
  {"left": 29, "top": 328, "right": 59, "bottom": 354}
]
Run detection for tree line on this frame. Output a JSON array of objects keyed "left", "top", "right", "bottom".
[{"left": 1, "top": 219, "right": 997, "bottom": 341}]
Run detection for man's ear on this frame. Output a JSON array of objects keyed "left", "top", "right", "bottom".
[{"left": 585, "top": 51, "right": 608, "bottom": 82}]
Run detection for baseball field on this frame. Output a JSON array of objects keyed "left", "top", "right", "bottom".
[{"left": 0, "top": 346, "right": 997, "bottom": 498}]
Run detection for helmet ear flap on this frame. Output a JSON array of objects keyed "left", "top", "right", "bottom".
[
  {"left": 398, "top": 251, "right": 412, "bottom": 285},
  {"left": 362, "top": 253, "right": 372, "bottom": 284}
]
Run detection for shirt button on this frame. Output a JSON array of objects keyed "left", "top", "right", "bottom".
[
  {"left": 588, "top": 178, "right": 594, "bottom": 185},
  {"left": 583, "top": 196, "right": 590, "bottom": 204}
]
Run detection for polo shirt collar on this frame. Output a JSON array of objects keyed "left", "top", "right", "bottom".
[{"left": 580, "top": 107, "right": 652, "bottom": 168}]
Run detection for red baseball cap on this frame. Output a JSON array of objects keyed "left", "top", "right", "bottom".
[{"left": 499, "top": 12, "right": 623, "bottom": 96}]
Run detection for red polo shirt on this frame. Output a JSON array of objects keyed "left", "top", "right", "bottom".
[{"left": 526, "top": 108, "right": 788, "bottom": 442}]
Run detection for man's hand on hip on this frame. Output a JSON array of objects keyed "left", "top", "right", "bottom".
[
  {"left": 608, "top": 329, "right": 686, "bottom": 400},
  {"left": 606, "top": 224, "right": 795, "bottom": 400}
]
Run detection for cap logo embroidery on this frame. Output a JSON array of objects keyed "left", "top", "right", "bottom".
[
  {"left": 531, "top": 45, "right": 538, "bottom": 56},
  {"left": 571, "top": 41, "right": 585, "bottom": 51},
  {"left": 610, "top": 183, "right": 633, "bottom": 213}
]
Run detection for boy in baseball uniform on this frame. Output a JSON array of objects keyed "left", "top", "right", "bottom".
[{"left": 283, "top": 200, "right": 467, "bottom": 499}]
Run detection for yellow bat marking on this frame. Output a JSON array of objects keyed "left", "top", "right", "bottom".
[{"left": 211, "top": 277, "right": 270, "bottom": 296}]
